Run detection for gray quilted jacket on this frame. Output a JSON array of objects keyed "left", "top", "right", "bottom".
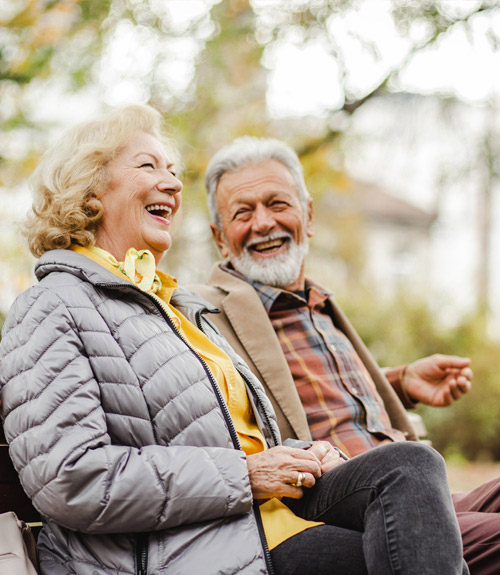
[{"left": 0, "top": 249, "right": 282, "bottom": 575}]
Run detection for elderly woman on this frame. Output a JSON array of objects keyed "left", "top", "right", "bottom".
[{"left": 0, "top": 105, "right": 467, "bottom": 575}]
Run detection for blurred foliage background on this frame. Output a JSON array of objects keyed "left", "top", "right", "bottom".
[{"left": 2, "top": 0, "right": 500, "bottom": 461}]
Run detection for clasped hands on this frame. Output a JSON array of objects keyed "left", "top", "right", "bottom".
[{"left": 247, "top": 441, "right": 344, "bottom": 500}]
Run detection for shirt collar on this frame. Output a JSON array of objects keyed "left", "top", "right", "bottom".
[{"left": 221, "top": 262, "right": 331, "bottom": 313}]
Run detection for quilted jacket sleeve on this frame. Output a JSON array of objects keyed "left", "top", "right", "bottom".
[{"left": 0, "top": 286, "right": 253, "bottom": 534}]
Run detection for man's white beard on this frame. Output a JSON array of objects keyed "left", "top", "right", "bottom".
[{"left": 227, "top": 232, "right": 309, "bottom": 289}]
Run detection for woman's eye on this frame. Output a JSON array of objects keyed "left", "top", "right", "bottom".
[{"left": 140, "top": 162, "right": 155, "bottom": 169}]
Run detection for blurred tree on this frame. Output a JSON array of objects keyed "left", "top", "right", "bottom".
[
  {"left": 0, "top": 0, "right": 113, "bottom": 183},
  {"left": 340, "top": 289, "right": 500, "bottom": 461},
  {"left": 1, "top": 0, "right": 111, "bottom": 88},
  {"left": 2, "top": 0, "right": 500, "bottom": 458},
  {"left": 158, "top": 0, "right": 500, "bottom": 282},
  {"left": 476, "top": 106, "right": 500, "bottom": 316},
  {"left": 169, "top": 0, "right": 268, "bottom": 202},
  {"left": 151, "top": 0, "right": 270, "bottom": 277},
  {"left": 274, "top": 0, "right": 500, "bottom": 156},
  {"left": 2, "top": 0, "right": 498, "bottom": 190}
]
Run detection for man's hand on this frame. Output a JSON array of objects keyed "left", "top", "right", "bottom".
[
  {"left": 246, "top": 446, "right": 322, "bottom": 500},
  {"left": 307, "top": 441, "right": 346, "bottom": 474},
  {"left": 403, "top": 354, "right": 472, "bottom": 407}
]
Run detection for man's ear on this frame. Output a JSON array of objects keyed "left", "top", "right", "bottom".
[
  {"left": 306, "top": 198, "right": 314, "bottom": 238},
  {"left": 210, "top": 223, "right": 230, "bottom": 258}
]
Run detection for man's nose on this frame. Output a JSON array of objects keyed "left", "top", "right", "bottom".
[{"left": 251, "top": 205, "right": 275, "bottom": 234}]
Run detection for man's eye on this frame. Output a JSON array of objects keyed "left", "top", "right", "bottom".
[
  {"left": 140, "top": 163, "right": 154, "bottom": 169},
  {"left": 234, "top": 209, "right": 251, "bottom": 220}
]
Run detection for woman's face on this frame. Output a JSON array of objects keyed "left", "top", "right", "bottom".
[{"left": 96, "top": 131, "right": 182, "bottom": 264}]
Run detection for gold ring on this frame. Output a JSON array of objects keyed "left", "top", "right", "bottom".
[{"left": 291, "top": 471, "right": 305, "bottom": 487}]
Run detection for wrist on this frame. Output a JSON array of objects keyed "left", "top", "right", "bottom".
[
  {"left": 400, "top": 364, "right": 419, "bottom": 407},
  {"left": 385, "top": 364, "right": 419, "bottom": 408}
]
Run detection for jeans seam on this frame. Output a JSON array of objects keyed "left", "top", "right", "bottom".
[
  {"left": 308, "top": 485, "right": 377, "bottom": 522},
  {"left": 309, "top": 485, "right": 402, "bottom": 575},
  {"left": 378, "top": 489, "right": 400, "bottom": 575}
]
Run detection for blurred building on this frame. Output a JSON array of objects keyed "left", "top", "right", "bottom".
[{"left": 309, "top": 178, "right": 437, "bottom": 300}]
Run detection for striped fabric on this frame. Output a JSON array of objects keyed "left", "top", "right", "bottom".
[{"left": 248, "top": 277, "right": 406, "bottom": 457}]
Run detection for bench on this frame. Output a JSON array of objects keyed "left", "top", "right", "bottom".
[{"left": 0, "top": 421, "right": 42, "bottom": 536}]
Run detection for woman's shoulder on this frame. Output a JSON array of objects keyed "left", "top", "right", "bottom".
[
  {"left": 1, "top": 260, "right": 98, "bottom": 340},
  {"left": 1, "top": 281, "right": 71, "bottom": 343}
]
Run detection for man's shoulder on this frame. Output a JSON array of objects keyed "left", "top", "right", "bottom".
[
  {"left": 187, "top": 283, "right": 225, "bottom": 307},
  {"left": 188, "top": 263, "right": 255, "bottom": 301}
]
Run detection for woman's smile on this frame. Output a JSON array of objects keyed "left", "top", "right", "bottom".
[{"left": 95, "top": 131, "right": 182, "bottom": 263}]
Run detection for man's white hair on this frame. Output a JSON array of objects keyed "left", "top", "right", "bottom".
[{"left": 205, "top": 136, "right": 311, "bottom": 226}]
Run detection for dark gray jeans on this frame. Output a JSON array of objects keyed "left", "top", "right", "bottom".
[{"left": 272, "top": 442, "right": 469, "bottom": 575}]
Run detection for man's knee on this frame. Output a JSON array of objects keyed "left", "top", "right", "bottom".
[{"left": 372, "top": 441, "right": 446, "bottom": 477}]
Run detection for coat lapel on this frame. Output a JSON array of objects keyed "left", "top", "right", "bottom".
[{"left": 207, "top": 265, "right": 312, "bottom": 441}]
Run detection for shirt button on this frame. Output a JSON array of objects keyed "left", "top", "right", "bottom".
[{"left": 351, "top": 388, "right": 359, "bottom": 395}]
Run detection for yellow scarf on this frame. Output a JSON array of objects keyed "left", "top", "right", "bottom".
[{"left": 90, "top": 246, "right": 163, "bottom": 294}]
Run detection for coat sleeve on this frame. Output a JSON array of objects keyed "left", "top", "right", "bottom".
[{"left": 0, "top": 286, "right": 253, "bottom": 534}]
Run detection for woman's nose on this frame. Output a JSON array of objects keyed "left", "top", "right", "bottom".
[{"left": 158, "top": 171, "right": 183, "bottom": 195}]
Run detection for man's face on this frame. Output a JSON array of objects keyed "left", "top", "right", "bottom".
[{"left": 211, "top": 159, "right": 313, "bottom": 291}]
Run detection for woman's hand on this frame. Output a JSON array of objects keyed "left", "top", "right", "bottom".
[
  {"left": 307, "top": 441, "right": 346, "bottom": 474},
  {"left": 247, "top": 446, "right": 322, "bottom": 499}
]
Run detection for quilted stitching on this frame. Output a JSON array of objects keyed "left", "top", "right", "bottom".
[{"left": 0, "top": 250, "right": 276, "bottom": 575}]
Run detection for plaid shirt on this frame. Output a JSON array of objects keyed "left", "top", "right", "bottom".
[{"left": 244, "top": 276, "right": 406, "bottom": 457}]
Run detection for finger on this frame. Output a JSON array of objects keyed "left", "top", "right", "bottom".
[
  {"left": 303, "top": 460, "right": 322, "bottom": 478},
  {"left": 319, "top": 447, "right": 341, "bottom": 462},
  {"left": 448, "top": 375, "right": 472, "bottom": 399},
  {"left": 308, "top": 441, "right": 333, "bottom": 461},
  {"left": 290, "top": 447, "right": 322, "bottom": 465},
  {"left": 459, "top": 367, "right": 474, "bottom": 380},
  {"left": 449, "top": 383, "right": 463, "bottom": 400},
  {"left": 289, "top": 452, "right": 322, "bottom": 477},
  {"left": 456, "top": 377, "right": 471, "bottom": 394},
  {"left": 438, "top": 387, "right": 454, "bottom": 406},
  {"left": 282, "top": 448, "right": 323, "bottom": 477},
  {"left": 283, "top": 485, "right": 306, "bottom": 499},
  {"left": 320, "top": 454, "right": 344, "bottom": 474},
  {"left": 288, "top": 470, "right": 316, "bottom": 490},
  {"left": 286, "top": 458, "right": 322, "bottom": 479},
  {"left": 301, "top": 472, "right": 316, "bottom": 488},
  {"left": 437, "top": 355, "right": 471, "bottom": 369}
]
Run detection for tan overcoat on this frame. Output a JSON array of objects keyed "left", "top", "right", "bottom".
[{"left": 190, "top": 264, "right": 418, "bottom": 443}]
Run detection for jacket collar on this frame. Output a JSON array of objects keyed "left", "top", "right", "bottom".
[
  {"left": 206, "top": 263, "right": 313, "bottom": 441},
  {"left": 35, "top": 248, "right": 218, "bottom": 324},
  {"left": 35, "top": 249, "right": 129, "bottom": 286}
]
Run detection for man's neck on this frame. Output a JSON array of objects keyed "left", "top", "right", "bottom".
[
  {"left": 282, "top": 272, "right": 306, "bottom": 292},
  {"left": 224, "top": 260, "right": 306, "bottom": 292}
]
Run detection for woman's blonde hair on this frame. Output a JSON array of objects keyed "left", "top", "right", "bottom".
[{"left": 25, "top": 104, "right": 179, "bottom": 257}]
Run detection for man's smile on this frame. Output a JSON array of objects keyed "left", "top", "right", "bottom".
[{"left": 247, "top": 235, "right": 290, "bottom": 256}]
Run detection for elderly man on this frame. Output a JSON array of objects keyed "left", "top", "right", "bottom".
[{"left": 190, "top": 136, "right": 500, "bottom": 575}]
